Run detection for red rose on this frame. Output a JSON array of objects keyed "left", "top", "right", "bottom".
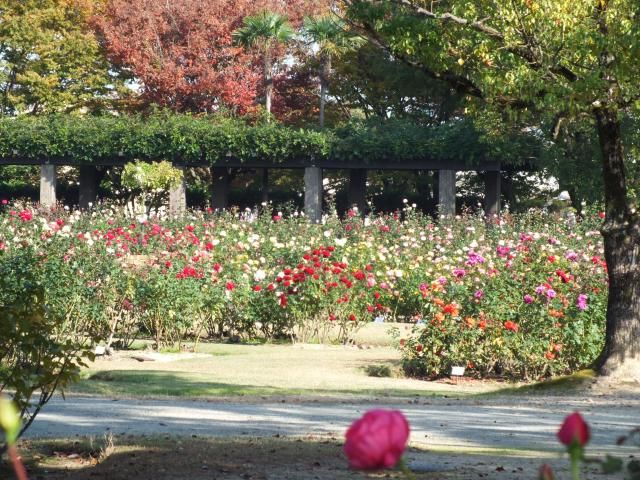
[
  {"left": 18, "top": 210, "right": 32, "bottom": 222},
  {"left": 344, "top": 409, "right": 410, "bottom": 470},
  {"left": 504, "top": 320, "right": 519, "bottom": 332},
  {"left": 557, "top": 412, "right": 590, "bottom": 447}
]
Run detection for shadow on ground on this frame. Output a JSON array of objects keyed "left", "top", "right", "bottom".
[
  {"left": 76, "top": 370, "right": 442, "bottom": 398},
  {"left": 1, "top": 435, "right": 614, "bottom": 480}
]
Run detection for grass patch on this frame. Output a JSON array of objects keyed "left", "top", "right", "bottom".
[
  {"left": 71, "top": 343, "right": 600, "bottom": 401},
  {"left": 364, "top": 364, "right": 394, "bottom": 378},
  {"left": 79, "top": 369, "right": 452, "bottom": 399},
  {"left": 483, "top": 369, "right": 597, "bottom": 397},
  {"left": 71, "top": 343, "right": 499, "bottom": 400}
]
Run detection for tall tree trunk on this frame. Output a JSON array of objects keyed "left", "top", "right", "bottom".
[
  {"left": 264, "top": 50, "right": 273, "bottom": 117},
  {"left": 594, "top": 108, "right": 640, "bottom": 381},
  {"left": 319, "top": 54, "right": 331, "bottom": 129}
]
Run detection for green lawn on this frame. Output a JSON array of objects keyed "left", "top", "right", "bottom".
[{"left": 72, "top": 338, "right": 501, "bottom": 399}]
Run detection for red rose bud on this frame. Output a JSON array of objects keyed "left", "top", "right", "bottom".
[
  {"left": 557, "top": 412, "right": 590, "bottom": 447},
  {"left": 344, "top": 409, "right": 410, "bottom": 470}
]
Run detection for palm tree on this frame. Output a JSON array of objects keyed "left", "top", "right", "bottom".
[
  {"left": 234, "top": 11, "right": 295, "bottom": 117},
  {"left": 302, "top": 16, "right": 365, "bottom": 128}
]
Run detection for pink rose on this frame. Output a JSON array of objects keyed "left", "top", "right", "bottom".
[
  {"left": 557, "top": 412, "right": 590, "bottom": 447},
  {"left": 344, "top": 409, "right": 410, "bottom": 470}
]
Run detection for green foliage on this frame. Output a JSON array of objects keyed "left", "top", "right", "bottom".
[
  {"left": 0, "top": 112, "right": 542, "bottom": 167},
  {"left": 302, "top": 16, "right": 365, "bottom": 58},
  {"left": 121, "top": 160, "right": 184, "bottom": 214},
  {"left": 0, "top": 0, "right": 127, "bottom": 115},
  {"left": 0, "top": 113, "right": 330, "bottom": 165},
  {"left": 342, "top": 0, "right": 640, "bottom": 197},
  {"left": 364, "top": 364, "right": 393, "bottom": 377},
  {"left": 0, "top": 248, "right": 100, "bottom": 447},
  {"left": 121, "top": 161, "right": 184, "bottom": 194},
  {"left": 330, "top": 42, "right": 461, "bottom": 121},
  {"left": 233, "top": 11, "right": 295, "bottom": 49},
  {"left": 331, "top": 117, "right": 541, "bottom": 166}
]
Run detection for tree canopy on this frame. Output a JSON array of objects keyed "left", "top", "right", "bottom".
[
  {"left": 92, "top": 0, "right": 330, "bottom": 113},
  {"left": 0, "top": 0, "right": 125, "bottom": 115}
]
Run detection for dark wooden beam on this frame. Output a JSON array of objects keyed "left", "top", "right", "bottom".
[{"left": 0, "top": 157, "right": 503, "bottom": 172}]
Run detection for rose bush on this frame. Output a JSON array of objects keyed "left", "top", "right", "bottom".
[{"left": 0, "top": 200, "right": 608, "bottom": 379}]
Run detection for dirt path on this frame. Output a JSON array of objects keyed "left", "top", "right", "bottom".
[{"left": 27, "top": 392, "right": 639, "bottom": 455}]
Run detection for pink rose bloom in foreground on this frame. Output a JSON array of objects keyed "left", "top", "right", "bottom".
[{"left": 344, "top": 409, "right": 410, "bottom": 470}]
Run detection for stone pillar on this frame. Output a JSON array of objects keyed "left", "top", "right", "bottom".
[
  {"left": 484, "top": 170, "right": 501, "bottom": 217},
  {"left": 347, "top": 169, "right": 367, "bottom": 214},
  {"left": 79, "top": 165, "right": 98, "bottom": 210},
  {"left": 169, "top": 166, "right": 187, "bottom": 215},
  {"left": 304, "top": 166, "right": 322, "bottom": 223},
  {"left": 40, "top": 164, "right": 57, "bottom": 207},
  {"left": 211, "top": 166, "right": 230, "bottom": 210},
  {"left": 261, "top": 168, "right": 269, "bottom": 204},
  {"left": 438, "top": 169, "right": 456, "bottom": 216}
]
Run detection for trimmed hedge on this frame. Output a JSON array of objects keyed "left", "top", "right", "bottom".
[
  {"left": 0, "top": 114, "right": 329, "bottom": 165},
  {"left": 0, "top": 113, "right": 539, "bottom": 166}
]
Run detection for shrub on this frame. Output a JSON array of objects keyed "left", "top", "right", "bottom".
[{"left": 0, "top": 249, "right": 100, "bottom": 446}]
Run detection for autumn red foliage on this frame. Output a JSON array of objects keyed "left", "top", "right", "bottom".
[
  {"left": 272, "top": 66, "right": 320, "bottom": 124},
  {"left": 93, "top": 0, "right": 330, "bottom": 113}
]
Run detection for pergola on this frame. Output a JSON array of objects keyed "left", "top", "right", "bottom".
[
  {"left": 0, "top": 114, "right": 517, "bottom": 219},
  {"left": 0, "top": 156, "right": 502, "bottom": 221}
]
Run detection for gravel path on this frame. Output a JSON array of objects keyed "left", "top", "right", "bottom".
[{"left": 26, "top": 393, "right": 640, "bottom": 455}]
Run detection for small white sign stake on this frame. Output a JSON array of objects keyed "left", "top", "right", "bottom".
[{"left": 450, "top": 366, "right": 466, "bottom": 377}]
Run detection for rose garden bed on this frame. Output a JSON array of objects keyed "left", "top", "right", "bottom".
[{"left": 0, "top": 201, "right": 607, "bottom": 383}]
